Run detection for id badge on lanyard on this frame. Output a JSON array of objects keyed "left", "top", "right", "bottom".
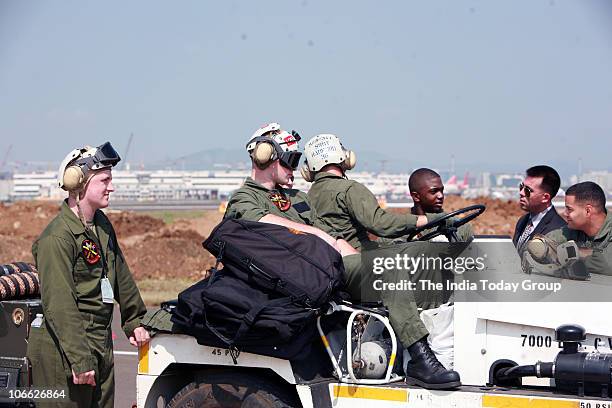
[
  {"left": 96, "top": 239, "right": 114, "bottom": 304},
  {"left": 82, "top": 226, "right": 114, "bottom": 304},
  {"left": 101, "top": 277, "right": 114, "bottom": 304}
]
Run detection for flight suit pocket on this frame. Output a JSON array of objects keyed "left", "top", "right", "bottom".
[
  {"left": 27, "top": 322, "right": 72, "bottom": 386},
  {"left": 73, "top": 258, "right": 104, "bottom": 296},
  {"left": 83, "top": 315, "right": 114, "bottom": 381},
  {"left": 26, "top": 324, "right": 42, "bottom": 361},
  {"left": 74, "top": 257, "right": 96, "bottom": 278}
]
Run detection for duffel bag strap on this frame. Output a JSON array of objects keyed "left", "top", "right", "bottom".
[
  {"left": 202, "top": 309, "right": 243, "bottom": 364},
  {"left": 233, "top": 297, "right": 295, "bottom": 346},
  {"left": 207, "top": 241, "right": 226, "bottom": 285}
]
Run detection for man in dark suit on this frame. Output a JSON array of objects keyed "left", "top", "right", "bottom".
[{"left": 513, "top": 165, "right": 567, "bottom": 253}]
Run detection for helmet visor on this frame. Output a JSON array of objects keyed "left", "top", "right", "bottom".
[
  {"left": 279, "top": 151, "right": 302, "bottom": 170},
  {"left": 75, "top": 141, "right": 121, "bottom": 172},
  {"left": 93, "top": 142, "right": 121, "bottom": 168}
]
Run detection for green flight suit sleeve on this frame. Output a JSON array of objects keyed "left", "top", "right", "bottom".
[
  {"left": 583, "top": 249, "right": 612, "bottom": 276},
  {"left": 35, "top": 235, "right": 97, "bottom": 374},
  {"left": 344, "top": 182, "right": 420, "bottom": 238},
  {"left": 225, "top": 190, "right": 268, "bottom": 221},
  {"left": 458, "top": 223, "right": 474, "bottom": 241},
  {"left": 294, "top": 190, "right": 336, "bottom": 234},
  {"left": 113, "top": 241, "right": 147, "bottom": 338},
  {"left": 544, "top": 227, "right": 568, "bottom": 244},
  {"left": 545, "top": 228, "right": 612, "bottom": 276}
]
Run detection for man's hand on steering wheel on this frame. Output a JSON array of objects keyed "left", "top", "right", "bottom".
[{"left": 407, "top": 204, "right": 486, "bottom": 242}]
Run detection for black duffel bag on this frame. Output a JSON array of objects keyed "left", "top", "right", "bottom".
[
  {"left": 172, "top": 265, "right": 319, "bottom": 360},
  {"left": 203, "top": 218, "right": 346, "bottom": 308},
  {"left": 172, "top": 218, "right": 347, "bottom": 360}
]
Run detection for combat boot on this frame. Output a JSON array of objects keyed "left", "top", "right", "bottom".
[{"left": 405, "top": 337, "right": 461, "bottom": 389}]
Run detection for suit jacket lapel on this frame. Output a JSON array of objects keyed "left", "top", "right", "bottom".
[
  {"left": 531, "top": 208, "right": 555, "bottom": 237},
  {"left": 514, "top": 214, "right": 529, "bottom": 245}
]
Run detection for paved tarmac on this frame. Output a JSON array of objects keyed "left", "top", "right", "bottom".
[{"left": 111, "top": 305, "right": 141, "bottom": 408}]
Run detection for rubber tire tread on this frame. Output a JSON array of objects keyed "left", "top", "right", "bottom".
[{"left": 167, "top": 371, "right": 299, "bottom": 408}]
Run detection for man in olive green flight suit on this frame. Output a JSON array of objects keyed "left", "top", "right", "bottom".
[
  {"left": 408, "top": 168, "right": 473, "bottom": 242},
  {"left": 545, "top": 181, "right": 612, "bottom": 276},
  {"left": 27, "top": 142, "right": 150, "bottom": 408},
  {"left": 225, "top": 124, "right": 353, "bottom": 253},
  {"left": 225, "top": 125, "right": 461, "bottom": 390},
  {"left": 302, "top": 134, "right": 428, "bottom": 250}
]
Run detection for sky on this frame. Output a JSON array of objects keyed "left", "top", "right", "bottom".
[{"left": 1, "top": 0, "right": 611, "bottom": 177}]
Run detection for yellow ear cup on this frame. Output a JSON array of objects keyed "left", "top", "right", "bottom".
[
  {"left": 63, "top": 166, "right": 85, "bottom": 191},
  {"left": 344, "top": 150, "right": 356, "bottom": 170},
  {"left": 300, "top": 163, "right": 314, "bottom": 182},
  {"left": 252, "top": 142, "right": 275, "bottom": 169}
]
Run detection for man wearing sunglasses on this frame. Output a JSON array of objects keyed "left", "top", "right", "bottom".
[{"left": 513, "top": 165, "right": 566, "bottom": 252}]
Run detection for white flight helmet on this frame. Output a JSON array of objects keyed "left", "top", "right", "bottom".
[
  {"left": 301, "top": 134, "right": 356, "bottom": 182},
  {"left": 245, "top": 123, "right": 302, "bottom": 170},
  {"left": 58, "top": 142, "right": 121, "bottom": 191}
]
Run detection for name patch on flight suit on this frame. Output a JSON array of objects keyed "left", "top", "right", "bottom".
[
  {"left": 292, "top": 202, "right": 310, "bottom": 213},
  {"left": 82, "top": 239, "right": 101, "bottom": 265},
  {"left": 268, "top": 192, "right": 291, "bottom": 212}
]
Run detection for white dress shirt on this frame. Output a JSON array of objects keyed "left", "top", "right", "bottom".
[{"left": 529, "top": 205, "right": 553, "bottom": 231}]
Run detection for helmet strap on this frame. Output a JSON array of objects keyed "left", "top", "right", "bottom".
[
  {"left": 74, "top": 193, "right": 89, "bottom": 228},
  {"left": 69, "top": 172, "right": 96, "bottom": 228}
]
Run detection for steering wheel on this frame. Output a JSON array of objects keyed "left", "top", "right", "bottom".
[{"left": 406, "top": 204, "right": 486, "bottom": 242}]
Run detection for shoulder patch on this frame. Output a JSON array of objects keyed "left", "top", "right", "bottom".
[
  {"left": 82, "top": 239, "right": 101, "bottom": 265},
  {"left": 268, "top": 192, "right": 291, "bottom": 212}
]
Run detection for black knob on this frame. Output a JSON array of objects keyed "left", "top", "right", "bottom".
[{"left": 555, "top": 324, "right": 586, "bottom": 343}]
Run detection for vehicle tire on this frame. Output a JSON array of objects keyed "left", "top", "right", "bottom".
[{"left": 167, "top": 371, "right": 299, "bottom": 408}]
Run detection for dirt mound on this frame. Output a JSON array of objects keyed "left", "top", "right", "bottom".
[
  {"left": 0, "top": 236, "right": 35, "bottom": 263},
  {"left": 171, "top": 212, "right": 223, "bottom": 240},
  {"left": 122, "top": 228, "right": 214, "bottom": 280},
  {"left": 156, "top": 227, "right": 205, "bottom": 242},
  {"left": 105, "top": 212, "right": 218, "bottom": 280},
  {"left": 107, "top": 211, "right": 165, "bottom": 237},
  {"left": 0, "top": 201, "right": 220, "bottom": 280},
  {"left": 0, "top": 201, "right": 60, "bottom": 240},
  {"left": 391, "top": 196, "right": 523, "bottom": 237},
  {"left": 443, "top": 195, "right": 523, "bottom": 236},
  {"left": 0, "top": 198, "right": 526, "bottom": 280}
]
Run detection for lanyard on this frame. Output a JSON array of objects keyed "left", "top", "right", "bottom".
[{"left": 85, "top": 227, "right": 109, "bottom": 279}]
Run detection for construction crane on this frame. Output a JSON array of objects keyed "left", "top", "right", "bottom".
[
  {"left": 1, "top": 144, "right": 12, "bottom": 170},
  {"left": 122, "top": 133, "right": 133, "bottom": 170}
]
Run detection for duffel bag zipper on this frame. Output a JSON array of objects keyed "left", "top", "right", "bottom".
[{"left": 214, "top": 237, "right": 312, "bottom": 305}]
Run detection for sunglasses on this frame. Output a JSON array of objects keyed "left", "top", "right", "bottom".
[{"left": 519, "top": 182, "right": 535, "bottom": 198}]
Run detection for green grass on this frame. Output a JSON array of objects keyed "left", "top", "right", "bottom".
[
  {"left": 136, "top": 277, "right": 196, "bottom": 306},
  {"left": 142, "top": 210, "right": 204, "bottom": 224}
]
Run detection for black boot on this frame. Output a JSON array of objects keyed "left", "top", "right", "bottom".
[{"left": 405, "top": 337, "right": 461, "bottom": 389}]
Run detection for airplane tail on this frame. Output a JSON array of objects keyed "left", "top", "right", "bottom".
[{"left": 461, "top": 172, "right": 469, "bottom": 188}]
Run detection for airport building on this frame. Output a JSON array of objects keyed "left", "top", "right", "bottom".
[
  {"left": 7, "top": 169, "right": 611, "bottom": 203},
  {"left": 7, "top": 169, "right": 415, "bottom": 202}
]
